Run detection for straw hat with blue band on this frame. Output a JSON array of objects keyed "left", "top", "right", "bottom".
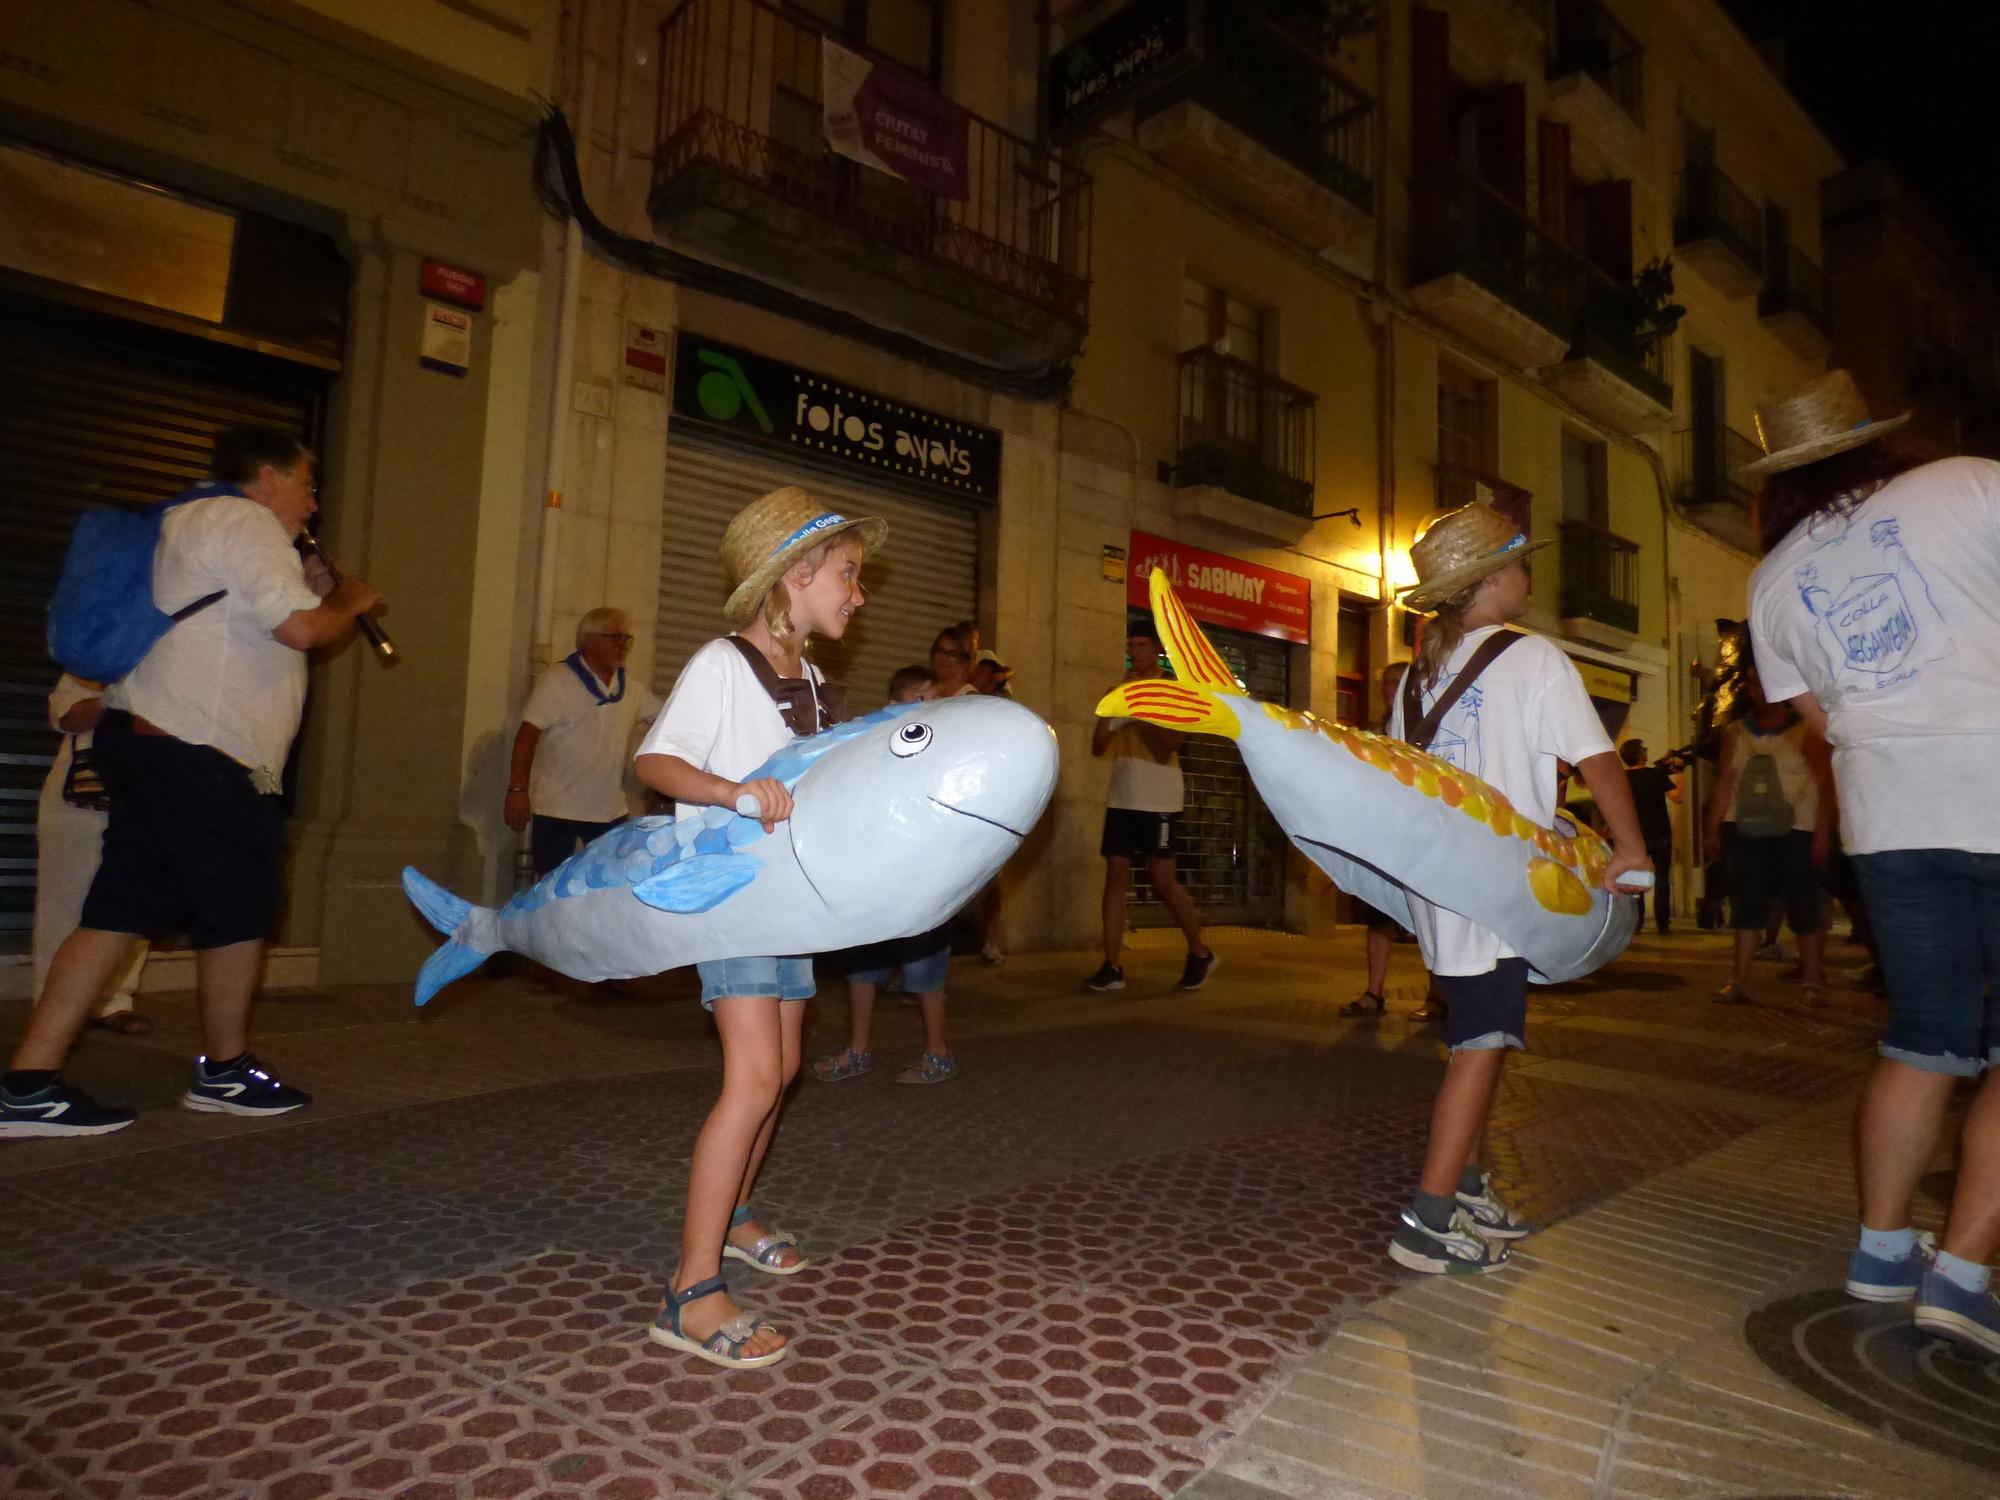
[
  {"left": 720, "top": 485, "right": 888, "bottom": 626},
  {"left": 1397, "top": 502, "right": 1552, "bottom": 613},
  {"left": 1737, "top": 369, "right": 1910, "bottom": 480}
]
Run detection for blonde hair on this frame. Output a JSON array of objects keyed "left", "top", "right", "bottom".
[
  {"left": 756, "top": 535, "right": 863, "bottom": 654},
  {"left": 1413, "top": 582, "right": 1484, "bottom": 692}
]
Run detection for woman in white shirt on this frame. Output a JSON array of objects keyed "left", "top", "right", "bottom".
[
  {"left": 1744, "top": 370, "right": 2000, "bottom": 1355},
  {"left": 634, "top": 487, "right": 884, "bottom": 1370}
]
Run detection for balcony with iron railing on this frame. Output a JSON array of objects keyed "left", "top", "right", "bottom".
[
  {"left": 1760, "top": 242, "right": 1832, "bottom": 358},
  {"left": 1676, "top": 425, "right": 1761, "bottom": 552},
  {"left": 1409, "top": 162, "right": 1579, "bottom": 369},
  {"left": 1559, "top": 520, "right": 1640, "bottom": 637},
  {"left": 1135, "top": 0, "right": 1374, "bottom": 254},
  {"left": 1567, "top": 266, "right": 1674, "bottom": 409},
  {"left": 1168, "top": 347, "right": 1317, "bottom": 539},
  {"left": 1542, "top": 0, "right": 1642, "bottom": 174},
  {"left": 650, "top": 0, "right": 1091, "bottom": 370},
  {"left": 1674, "top": 164, "right": 1763, "bottom": 297}
]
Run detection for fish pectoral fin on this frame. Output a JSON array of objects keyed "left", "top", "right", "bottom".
[
  {"left": 1096, "top": 681, "right": 1241, "bottom": 742},
  {"left": 634, "top": 854, "right": 762, "bottom": 914}
]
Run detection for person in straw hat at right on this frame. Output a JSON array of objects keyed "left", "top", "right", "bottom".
[
  {"left": 1383, "top": 501, "right": 1652, "bottom": 1275},
  {"left": 634, "top": 485, "right": 884, "bottom": 1369},
  {"left": 1743, "top": 369, "right": 2000, "bottom": 1355}
]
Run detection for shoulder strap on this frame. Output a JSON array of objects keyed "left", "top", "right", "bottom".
[
  {"left": 1402, "top": 630, "right": 1524, "bottom": 752},
  {"left": 724, "top": 635, "right": 830, "bottom": 736}
]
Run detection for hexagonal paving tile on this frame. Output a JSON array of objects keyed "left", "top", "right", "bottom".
[
  {"left": 744, "top": 1372, "right": 1202, "bottom": 1500},
  {"left": 754, "top": 1238, "right": 1041, "bottom": 1360}
]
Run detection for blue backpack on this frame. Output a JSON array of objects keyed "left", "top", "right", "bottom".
[{"left": 47, "top": 482, "right": 234, "bottom": 683}]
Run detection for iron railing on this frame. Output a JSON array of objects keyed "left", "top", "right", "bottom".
[
  {"left": 1677, "top": 426, "right": 1760, "bottom": 512},
  {"left": 1411, "top": 162, "right": 1581, "bottom": 339},
  {"left": 1575, "top": 265, "right": 1673, "bottom": 409},
  {"left": 1559, "top": 520, "right": 1640, "bottom": 633},
  {"left": 1173, "top": 346, "right": 1317, "bottom": 516},
  {"left": 1760, "top": 243, "right": 1831, "bottom": 337},
  {"left": 1151, "top": 0, "right": 1375, "bottom": 213},
  {"left": 1546, "top": 0, "right": 1643, "bottom": 123},
  {"left": 654, "top": 0, "right": 1091, "bottom": 322},
  {"left": 1675, "top": 164, "right": 1762, "bottom": 273}
]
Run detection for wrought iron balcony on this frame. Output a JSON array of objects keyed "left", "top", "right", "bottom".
[
  {"left": 651, "top": 0, "right": 1091, "bottom": 370},
  {"left": 1559, "top": 520, "right": 1640, "bottom": 635},
  {"left": 1759, "top": 243, "right": 1831, "bottom": 356},
  {"left": 1572, "top": 267, "right": 1673, "bottom": 411},
  {"left": 1674, "top": 164, "right": 1763, "bottom": 296},
  {"left": 1171, "top": 347, "right": 1317, "bottom": 518},
  {"left": 1410, "top": 163, "right": 1580, "bottom": 364},
  {"left": 1676, "top": 426, "right": 1760, "bottom": 551},
  {"left": 1545, "top": 0, "right": 1643, "bottom": 123}
]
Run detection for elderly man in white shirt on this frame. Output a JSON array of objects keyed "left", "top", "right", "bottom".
[
  {"left": 1, "top": 426, "right": 381, "bottom": 1139},
  {"left": 504, "top": 608, "right": 663, "bottom": 876}
]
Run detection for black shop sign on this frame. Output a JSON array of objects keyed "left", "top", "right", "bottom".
[
  {"left": 672, "top": 335, "right": 1000, "bottom": 501},
  {"left": 1046, "top": 0, "right": 1199, "bottom": 141}
]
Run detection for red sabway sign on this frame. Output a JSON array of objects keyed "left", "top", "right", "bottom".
[
  {"left": 1127, "top": 531, "right": 1311, "bottom": 645},
  {"left": 420, "top": 260, "right": 487, "bottom": 311}
]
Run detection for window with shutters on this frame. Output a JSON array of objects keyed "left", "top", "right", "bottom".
[
  {"left": 1434, "top": 361, "right": 1501, "bottom": 512},
  {"left": 1172, "top": 278, "right": 1316, "bottom": 516}
]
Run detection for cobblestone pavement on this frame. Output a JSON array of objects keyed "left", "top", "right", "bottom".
[{"left": 1, "top": 927, "right": 1988, "bottom": 1498}]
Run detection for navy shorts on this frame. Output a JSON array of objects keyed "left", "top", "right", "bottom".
[
  {"left": 79, "top": 710, "right": 284, "bottom": 950},
  {"left": 1852, "top": 849, "right": 2000, "bottom": 1077},
  {"left": 1730, "top": 830, "right": 1820, "bottom": 935},
  {"left": 842, "top": 928, "right": 951, "bottom": 993},
  {"left": 1102, "top": 808, "right": 1176, "bottom": 860},
  {"left": 530, "top": 814, "right": 622, "bottom": 876},
  {"left": 1439, "top": 958, "right": 1529, "bottom": 1052}
]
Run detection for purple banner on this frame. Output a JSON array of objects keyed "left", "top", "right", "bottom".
[{"left": 822, "top": 39, "right": 970, "bottom": 201}]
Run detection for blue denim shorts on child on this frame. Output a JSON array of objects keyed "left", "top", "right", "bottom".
[
  {"left": 1851, "top": 849, "right": 2000, "bottom": 1077},
  {"left": 697, "top": 956, "right": 816, "bottom": 1009},
  {"left": 841, "top": 927, "right": 951, "bottom": 994}
]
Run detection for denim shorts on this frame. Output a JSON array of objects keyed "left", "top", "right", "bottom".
[
  {"left": 696, "top": 956, "right": 816, "bottom": 1010},
  {"left": 841, "top": 928, "right": 951, "bottom": 993},
  {"left": 1439, "top": 958, "right": 1529, "bottom": 1052},
  {"left": 1852, "top": 849, "right": 2000, "bottom": 1077}
]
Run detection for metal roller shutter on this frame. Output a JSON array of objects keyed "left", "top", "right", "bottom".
[
  {"left": 654, "top": 441, "right": 980, "bottom": 715},
  {"left": 0, "top": 297, "right": 323, "bottom": 950}
]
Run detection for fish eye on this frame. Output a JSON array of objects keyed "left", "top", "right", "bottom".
[{"left": 891, "top": 722, "right": 933, "bottom": 757}]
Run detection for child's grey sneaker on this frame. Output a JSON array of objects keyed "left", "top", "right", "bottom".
[
  {"left": 1455, "top": 1170, "right": 1531, "bottom": 1240},
  {"left": 1388, "top": 1207, "right": 1510, "bottom": 1275},
  {"left": 1913, "top": 1268, "right": 2000, "bottom": 1357},
  {"left": 1844, "top": 1230, "right": 1937, "bottom": 1302}
]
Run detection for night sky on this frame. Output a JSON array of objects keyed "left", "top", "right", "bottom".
[{"left": 1721, "top": 0, "right": 2000, "bottom": 274}]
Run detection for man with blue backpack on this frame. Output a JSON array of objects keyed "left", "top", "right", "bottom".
[{"left": 1, "top": 427, "right": 383, "bottom": 1138}]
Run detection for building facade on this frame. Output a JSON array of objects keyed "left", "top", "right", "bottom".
[{"left": 0, "top": 0, "right": 1858, "bottom": 989}]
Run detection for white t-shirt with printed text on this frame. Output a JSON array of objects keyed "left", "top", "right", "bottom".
[
  {"left": 1386, "top": 627, "right": 1614, "bottom": 975},
  {"left": 636, "top": 636, "right": 827, "bottom": 784},
  {"left": 521, "top": 660, "right": 662, "bottom": 823},
  {"left": 105, "top": 495, "right": 321, "bottom": 785},
  {"left": 1749, "top": 456, "right": 2000, "bottom": 854}
]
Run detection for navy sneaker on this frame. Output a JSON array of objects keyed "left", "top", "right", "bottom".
[
  {"left": 0, "top": 1078, "right": 136, "bottom": 1138},
  {"left": 1914, "top": 1268, "right": 2000, "bottom": 1357},
  {"left": 1845, "top": 1231, "right": 1936, "bottom": 1302},
  {"left": 183, "top": 1055, "right": 311, "bottom": 1117},
  {"left": 1178, "top": 951, "right": 1218, "bottom": 991},
  {"left": 1084, "top": 963, "right": 1125, "bottom": 992}
]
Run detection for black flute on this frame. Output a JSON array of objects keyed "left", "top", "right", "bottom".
[{"left": 298, "top": 526, "right": 397, "bottom": 662}]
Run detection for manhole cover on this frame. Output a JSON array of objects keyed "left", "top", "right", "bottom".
[{"left": 1745, "top": 1289, "right": 2000, "bottom": 1470}]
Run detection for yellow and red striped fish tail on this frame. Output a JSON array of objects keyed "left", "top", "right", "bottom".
[
  {"left": 1095, "top": 680, "right": 1241, "bottom": 741},
  {"left": 1149, "top": 570, "right": 1242, "bottom": 693}
]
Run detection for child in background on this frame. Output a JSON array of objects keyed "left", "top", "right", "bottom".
[
  {"left": 634, "top": 486, "right": 884, "bottom": 1368},
  {"left": 813, "top": 665, "right": 958, "bottom": 1086},
  {"left": 1387, "top": 504, "right": 1651, "bottom": 1275}
]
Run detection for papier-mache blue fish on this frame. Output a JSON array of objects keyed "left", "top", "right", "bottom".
[
  {"left": 403, "top": 693, "right": 1058, "bottom": 1004},
  {"left": 1099, "top": 570, "right": 1636, "bottom": 984}
]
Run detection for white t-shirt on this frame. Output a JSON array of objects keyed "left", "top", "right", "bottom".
[
  {"left": 1387, "top": 627, "right": 1614, "bottom": 975},
  {"left": 636, "top": 636, "right": 827, "bottom": 784},
  {"left": 521, "top": 659, "right": 662, "bottom": 823},
  {"left": 1750, "top": 456, "right": 2000, "bottom": 854},
  {"left": 1724, "top": 721, "right": 1818, "bottom": 834},
  {"left": 106, "top": 495, "right": 320, "bottom": 786},
  {"left": 1103, "top": 718, "right": 1185, "bottom": 813}
]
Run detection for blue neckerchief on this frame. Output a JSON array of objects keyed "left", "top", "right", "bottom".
[{"left": 564, "top": 651, "right": 624, "bottom": 706}]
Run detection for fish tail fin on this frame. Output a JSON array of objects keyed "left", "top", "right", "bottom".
[
  {"left": 402, "top": 867, "right": 502, "bottom": 1007},
  {"left": 1096, "top": 680, "right": 1241, "bottom": 742},
  {"left": 1150, "top": 571, "right": 1247, "bottom": 694}
]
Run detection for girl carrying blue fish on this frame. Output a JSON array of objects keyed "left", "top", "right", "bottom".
[
  {"left": 1386, "top": 503, "right": 1651, "bottom": 1275},
  {"left": 634, "top": 486, "right": 883, "bottom": 1368}
]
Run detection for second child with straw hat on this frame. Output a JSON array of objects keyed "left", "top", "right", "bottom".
[
  {"left": 634, "top": 485, "right": 884, "bottom": 1369},
  {"left": 1383, "top": 502, "right": 1653, "bottom": 1276}
]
